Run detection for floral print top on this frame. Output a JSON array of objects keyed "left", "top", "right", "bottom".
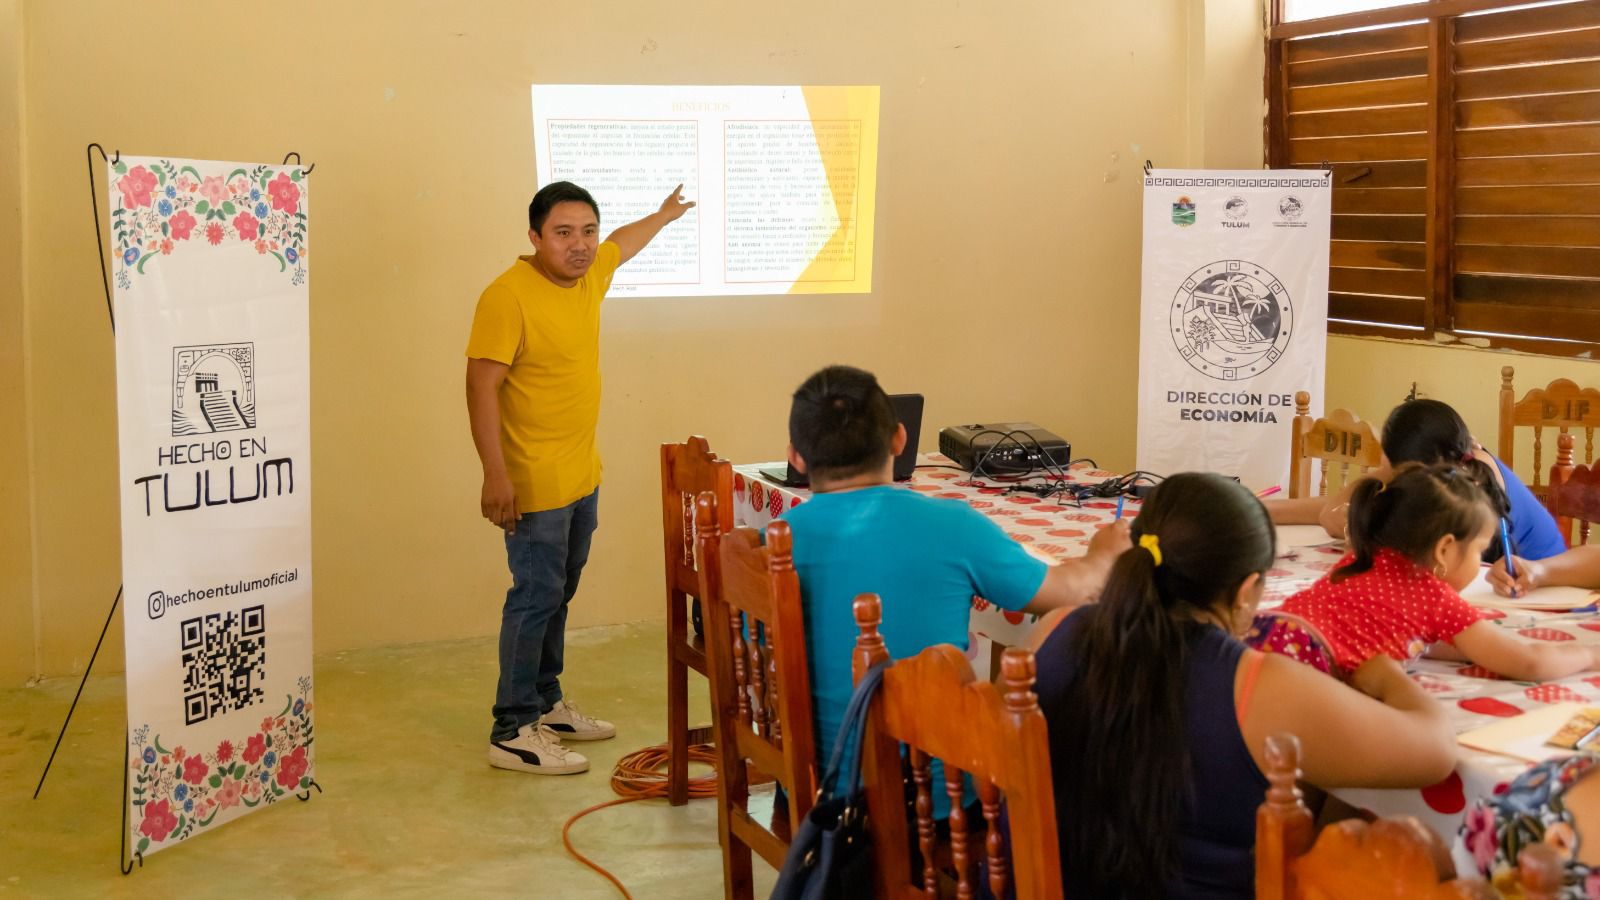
[{"left": 1461, "top": 752, "right": 1600, "bottom": 898}]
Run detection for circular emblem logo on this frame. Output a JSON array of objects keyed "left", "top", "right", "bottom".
[
  {"left": 1278, "top": 195, "right": 1303, "bottom": 219},
  {"left": 1224, "top": 196, "right": 1249, "bottom": 220},
  {"left": 1170, "top": 261, "right": 1294, "bottom": 381}
]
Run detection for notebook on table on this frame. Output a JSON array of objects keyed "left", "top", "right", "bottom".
[
  {"left": 1459, "top": 565, "right": 1600, "bottom": 612},
  {"left": 1459, "top": 702, "right": 1594, "bottom": 763}
]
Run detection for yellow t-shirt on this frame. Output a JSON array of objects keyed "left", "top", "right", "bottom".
[{"left": 466, "top": 242, "right": 621, "bottom": 513}]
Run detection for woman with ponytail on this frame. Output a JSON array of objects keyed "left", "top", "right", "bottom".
[
  {"left": 1268, "top": 398, "right": 1565, "bottom": 563},
  {"left": 1030, "top": 473, "right": 1456, "bottom": 898},
  {"left": 1265, "top": 463, "right": 1600, "bottom": 683}
]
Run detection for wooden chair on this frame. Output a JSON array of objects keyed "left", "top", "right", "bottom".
[
  {"left": 1288, "top": 391, "right": 1383, "bottom": 499},
  {"left": 1551, "top": 434, "right": 1600, "bottom": 546},
  {"left": 1498, "top": 366, "right": 1600, "bottom": 506},
  {"left": 660, "top": 437, "right": 732, "bottom": 805},
  {"left": 851, "top": 594, "right": 1063, "bottom": 899},
  {"left": 1256, "top": 732, "right": 1564, "bottom": 900},
  {"left": 695, "top": 491, "right": 818, "bottom": 900}
]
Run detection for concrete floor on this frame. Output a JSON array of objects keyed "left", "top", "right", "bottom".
[{"left": 0, "top": 622, "right": 778, "bottom": 899}]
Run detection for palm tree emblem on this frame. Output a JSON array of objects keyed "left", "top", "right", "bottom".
[
  {"left": 1171, "top": 261, "right": 1292, "bottom": 380},
  {"left": 1240, "top": 291, "right": 1273, "bottom": 321},
  {"left": 1215, "top": 274, "right": 1271, "bottom": 320}
]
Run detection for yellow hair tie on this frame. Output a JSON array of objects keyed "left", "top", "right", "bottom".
[{"left": 1138, "top": 534, "right": 1163, "bottom": 567}]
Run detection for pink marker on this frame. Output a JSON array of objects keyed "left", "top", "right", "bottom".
[{"left": 1256, "top": 485, "right": 1281, "bottom": 499}]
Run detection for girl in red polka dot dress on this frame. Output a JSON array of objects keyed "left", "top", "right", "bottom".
[{"left": 1249, "top": 462, "right": 1600, "bottom": 682}]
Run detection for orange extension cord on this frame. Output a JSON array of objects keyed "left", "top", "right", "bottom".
[{"left": 562, "top": 741, "right": 721, "bottom": 898}]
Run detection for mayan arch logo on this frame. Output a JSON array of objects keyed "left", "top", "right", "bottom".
[{"left": 172, "top": 343, "right": 256, "bottom": 435}]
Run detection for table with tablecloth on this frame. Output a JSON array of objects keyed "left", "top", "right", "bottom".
[{"left": 731, "top": 453, "right": 1600, "bottom": 852}]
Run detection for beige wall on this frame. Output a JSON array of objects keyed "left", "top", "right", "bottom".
[
  {"left": 1189, "top": 0, "right": 1267, "bottom": 170},
  {"left": 1, "top": 0, "right": 36, "bottom": 686},
  {"left": 1202, "top": 0, "right": 1268, "bottom": 169},
  {"left": 1325, "top": 336, "right": 1600, "bottom": 470},
  {"left": 9, "top": 0, "right": 1198, "bottom": 681},
  {"left": 20, "top": 0, "right": 1579, "bottom": 684}
]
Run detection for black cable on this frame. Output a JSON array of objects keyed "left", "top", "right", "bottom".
[
  {"left": 948, "top": 431, "right": 1159, "bottom": 507},
  {"left": 965, "top": 429, "right": 1022, "bottom": 480},
  {"left": 956, "top": 429, "right": 1100, "bottom": 506},
  {"left": 87, "top": 143, "right": 115, "bottom": 331},
  {"left": 75, "top": 147, "right": 140, "bottom": 876},
  {"left": 947, "top": 439, "right": 1172, "bottom": 508},
  {"left": 280, "top": 151, "right": 315, "bottom": 177},
  {"left": 967, "top": 429, "right": 1073, "bottom": 483},
  {"left": 980, "top": 431, "right": 1079, "bottom": 499},
  {"left": 35, "top": 585, "right": 122, "bottom": 799}
]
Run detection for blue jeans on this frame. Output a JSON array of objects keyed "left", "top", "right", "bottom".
[{"left": 491, "top": 489, "right": 598, "bottom": 741}]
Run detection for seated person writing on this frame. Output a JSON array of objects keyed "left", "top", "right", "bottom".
[
  {"left": 1490, "top": 544, "right": 1600, "bottom": 598},
  {"left": 1030, "top": 472, "right": 1457, "bottom": 898},
  {"left": 779, "top": 365, "right": 1129, "bottom": 814},
  {"left": 1257, "top": 463, "right": 1600, "bottom": 682},
  {"left": 1268, "top": 399, "right": 1565, "bottom": 564}
]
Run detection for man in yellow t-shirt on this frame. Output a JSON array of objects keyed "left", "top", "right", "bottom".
[{"left": 466, "top": 181, "right": 693, "bottom": 775}]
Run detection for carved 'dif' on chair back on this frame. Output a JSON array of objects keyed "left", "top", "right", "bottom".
[
  {"left": 1499, "top": 366, "right": 1600, "bottom": 502},
  {"left": 1288, "top": 391, "right": 1383, "bottom": 500}
]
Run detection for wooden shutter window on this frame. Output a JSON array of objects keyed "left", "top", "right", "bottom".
[
  {"left": 1451, "top": 0, "right": 1600, "bottom": 342},
  {"left": 1268, "top": 0, "right": 1600, "bottom": 351},
  {"left": 1282, "top": 21, "right": 1432, "bottom": 330}
]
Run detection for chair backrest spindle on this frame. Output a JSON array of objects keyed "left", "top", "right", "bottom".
[
  {"left": 1256, "top": 730, "right": 1561, "bottom": 898},
  {"left": 851, "top": 595, "right": 1062, "bottom": 899},
  {"left": 1499, "top": 367, "right": 1600, "bottom": 512},
  {"left": 1550, "top": 438, "right": 1600, "bottom": 549},
  {"left": 697, "top": 492, "right": 819, "bottom": 896}
]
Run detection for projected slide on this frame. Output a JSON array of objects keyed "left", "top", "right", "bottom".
[{"left": 531, "top": 84, "right": 879, "bottom": 297}]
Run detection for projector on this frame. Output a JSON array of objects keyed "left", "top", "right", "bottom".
[{"left": 938, "top": 423, "right": 1072, "bottom": 474}]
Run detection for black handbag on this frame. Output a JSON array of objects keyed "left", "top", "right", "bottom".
[{"left": 770, "top": 662, "right": 886, "bottom": 900}]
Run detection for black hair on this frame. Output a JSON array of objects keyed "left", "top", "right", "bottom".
[
  {"left": 787, "top": 365, "right": 896, "bottom": 483},
  {"left": 1049, "top": 472, "right": 1276, "bottom": 897},
  {"left": 527, "top": 181, "right": 600, "bottom": 235},
  {"left": 1382, "top": 399, "right": 1511, "bottom": 528},
  {"left": 1334, "top": 462, "right": 1495, "bottom": 583}
]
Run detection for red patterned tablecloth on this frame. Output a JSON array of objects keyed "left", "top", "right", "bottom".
[{"left": 732, "top": 453, "right": 1600, "bottom": 847}]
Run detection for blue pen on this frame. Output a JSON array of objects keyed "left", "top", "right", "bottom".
[
  {"left": 1500, "top": 517, "right": 1518, "bottom": 598},
  {"left": 1115, "top": 495, "right": 1126, "bottom": 520}
]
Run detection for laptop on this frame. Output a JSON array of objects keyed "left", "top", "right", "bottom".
[{"left": 761, "top": 394, "right": 925, "bottom": 488}]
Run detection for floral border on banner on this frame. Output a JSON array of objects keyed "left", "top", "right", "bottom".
[
  {"left": 129, "top": 677, "right": 313, "bottom": 855},
  {"left": 111, "top": 159, "right": 308, "bottom": 288}
]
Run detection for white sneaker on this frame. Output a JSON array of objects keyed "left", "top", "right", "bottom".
[
  {"left": 488, "top": 723, "right": 590, "bottom": 775},
  {"left": 540, "top": 699, "right": 616, "bottom": 741}
]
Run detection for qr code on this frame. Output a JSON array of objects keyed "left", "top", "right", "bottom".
[{"left": 180, "top": 605, "right": 266, "bottom": 725}]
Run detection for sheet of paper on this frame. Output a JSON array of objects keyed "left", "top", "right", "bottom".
[
  {"left": 1459, "top": 565, "right": 1600, "bottom": 611},
  {"left": 1274, "top": 524, "right": 1340, "bottom": 551},
  {"left": 1458, "top": 702, "right": 1591, "bottom": 763}
]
